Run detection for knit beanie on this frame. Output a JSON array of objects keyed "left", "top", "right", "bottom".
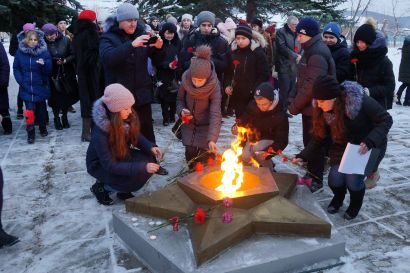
[
  {"left": 116, "top": 3, "right": 139, "bottom": 22},
  {"left": 182, "top": 14, "right": 193, "bottom": 22},
  {"left": 102, "top": 84, "right": 135, "bottom": 113},
  {"left": 167, "top": 16, "right": 178, "bottom": 25},
  {"left": 235, "top": 24, "right": 253, "bottom": 40},
  {"left": 190, "top": 45, "right": 213, "bottom": 79},
  {"left": 323, "top": 22, "right": 341, "bottom": 40},
  {"left": 312, "top": 75, "right": 341, "bottom": 100},
  {"left": 23, "top": 23, "right": 36, "bottom": 32},
  {"left": 254, "top": 82, "right": 276, "bottom": 101},
  {"left": 354, "top": 24, "right": 377, "bottom": 45},
  {"left": 296, "top": 17, "right": 320, "bottom": 37},
  {"left": 224, "top": 18, "right": 236, "bottom": 30},
  {"left": 150, "top": 16, "right": 159, "bottom": 22},
  {"left": 78, "top": 10, "right": 97, "bottom": 21},
  {"left": 56, "top": 16, "right": 67, "bottom": 24},
  {"left": 41, "top": 23, "right": 58, "bottom": 36},
  {"left": 251, "top": 18, "right": 263, "bottom": 29},
  {"left": 197, "top": 11, "right": 215, "bottom": 26}
]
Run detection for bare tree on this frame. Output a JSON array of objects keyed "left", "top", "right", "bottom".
[
  {"left": 347, "top": 0, "right": 372, "bottom": 42},
  {"left": 391, "top": 0, "right": 402, "bottom": 47}
]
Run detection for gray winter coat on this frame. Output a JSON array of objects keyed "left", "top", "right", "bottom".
[
  {"left": 399, "top": 36, "right": 410, "bottom": 83},
  {"left": 275, "top": 24, "right": 302, "bottom": 74},
  {"left": 289, "top": 34, "right": 336, "bottom": 116},
  {"left": 177, "top": 69, "right": 222, "bottom": 149}
]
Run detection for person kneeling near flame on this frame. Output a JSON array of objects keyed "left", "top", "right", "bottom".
[{"left": 232, "top": 82, "right": 289, "bottom": 172}]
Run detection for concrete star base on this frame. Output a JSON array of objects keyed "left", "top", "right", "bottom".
[{"left": 113, "top": 185, "right": 345, "bottom": 273}]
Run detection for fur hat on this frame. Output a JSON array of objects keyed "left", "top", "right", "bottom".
[
  {"left": 161, "top": 22, "right": 177, "bottom": 35},
  {"left": 235, "top": 24, "right": 253, "bottom": 40},
  {"left": 323, "top": 22, "right": 341, "bottom": 40},
  {"left": 197, "top": 11, "right": 215, "bottom": 26},
  {"left": 354, "top": 24, "right": 377, "bottom": 45},
  {"left": 251, "top": 18, "right": 263, "bottom": 29},
  {"left": 296, "top": 17, "right": 320, "bottom": 37},
  {"left": 41, "top": 23, "right": 58, "bottom": 36},
  {"left": 78, "top": 10, "right": 97, "bottom": 21},
  {"left": 224, "top": 18, "right": 236, "bottom": 30},
  {"left": 116, "top": 3, "right": 139, "bottom": 22},
  {"left": 102, "top": 84, "right": 135, "bottom": 113},
  {"left": 190, "top": 45, "right": 213, "bottom": 79},
  {"left": 182, "top": 14, "right": 193, "bottom": 22},
  {"left": 312, "top": 75, "right": 341, "bottom": 100},
  {"left": 254, "top": 82, "right": 276, "bottom": 101}
]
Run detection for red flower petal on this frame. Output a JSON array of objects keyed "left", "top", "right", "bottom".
[
  {"left": 232, "top": 59, "right": 240, "bottom": 65},
  {"left": 187, "top": 47, "right": 194, "bottom": 53},
  {"left": 181, "top": 116, "right": 190, "bottom": 124},
  {"left": 351, "top": 58, "right": 358, "bottom": 64},
  {"left": 294, "top": 46, "right": 299, "bottom": 52},
  {"left": 195, "top": 162, "right": 204, "bottom": 172},
  {"left": 267, "top": 147, "right": 273, "bottom": 153},
  {"left": 282, "top": 156, "right": 288, "bottom": 162},
  {"left": 276, "top": 149, "right": 282, "bottom": 155},
  {"left": 194, "top": 208, "right": 206, "bottom": 224},
  {"left": 207, "top": 157, "right": 214, "bottom": 166}
]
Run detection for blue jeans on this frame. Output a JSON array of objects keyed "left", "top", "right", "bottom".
[
  {"left": 24, "top": 101, "right": 47, "bottom": 130},
  {"left": 328, "top": 165, "right": 365, "bottom": 191}
]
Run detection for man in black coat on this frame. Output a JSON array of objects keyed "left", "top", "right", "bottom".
[
  {"left": 322, "top": 22, "right": 350, "bottom": 83},
  {"left": 0, "top": 42, "right": 11, "bottom": 134},
  {"left": 179, "top": 11, "right": 229, "bottom": 82},
  {"left": 100, "top": 3, "right": 165, "bottom": 144},
  {"left": 288, "top": 17, "right": 336, "bottom": 192},
  {"left": 275, "top": 16, "right": 302, "bottom": 113},
  {"left": 397, "top": 35, "right": 410, "bottom": 105}
]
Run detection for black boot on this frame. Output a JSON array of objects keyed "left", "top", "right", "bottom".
[
  {"left": 117, "top": 192, "right": 135, "bottom": 200},
  {"left": 344, "top": 188, "right": 365, "bottom": 220},
  {"left": 61, "top": 114, "right": 70, "bottom": 128},
  {"left": 327, "top": 186, "right": 347, "bottom": 214},
  {"left": 90, "top": 181, "right": 114, "bottom": 206},
  {"left": 27, "top": 128, "right": 35, "bottom": 144},
  {"left": 39, "top": 125, "right": 48, "bottom": 137},
  {"left": 1, "top": 116, "right": 12, "bottom": 135},
  {"left": 0, "top": 224, "right": 19, "bottom": 248},
  {"left": 54, "top": 117, "right": 63, "bottom": 130}
]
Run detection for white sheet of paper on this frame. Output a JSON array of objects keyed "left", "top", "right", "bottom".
[{"left": 338, "top": 143, "right": 371, "bottom": 175}]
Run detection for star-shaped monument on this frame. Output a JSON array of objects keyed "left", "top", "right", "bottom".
[{"left": 125, "top": 166, "right": 331, "bottom": 266}]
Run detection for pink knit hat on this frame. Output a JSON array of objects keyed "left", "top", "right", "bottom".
[
  {"left": 224, "top": 18, "right": 236, "bottom": 30},
  {"left": 102, "top": 84, "right": 135, "bottom": 113},
  {"left": 23, "top": 23, "right": 36, "bottom": 32}
]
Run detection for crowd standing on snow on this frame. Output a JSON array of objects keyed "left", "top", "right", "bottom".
[{"left": 3, "top": 2, "right": 409, "bottom": 248}]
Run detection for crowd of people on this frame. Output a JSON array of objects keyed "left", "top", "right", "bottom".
[{"left": 2, "top": 2, "right": 410, "bottom": 248}]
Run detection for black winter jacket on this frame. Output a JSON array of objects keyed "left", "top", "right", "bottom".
[
  {"left": 399, "top": 35, "right": 410, "bottom": 83},
  {"left": 350, "top": 46, "right": 395, "bottom": 109},
  {"left": 299, "top": 81, "right": 392, "bottom": 166},
  {"left": 179, "top": 28, "right": 229, "bottom": 79},
  {"left": 289, "top": 34, "right": 336, "bottom": 116},
  {"left": 328, "top": 36, "right": 350, "bottom": 83},
  {"left": 237, "top": 99, "right": 289, "bottom": 155},
  {"left": 275, "top": 24, "right": 301, "bottom": 74},
  {"left": 100, "top": 18, "right": 165, "bottom": 106}
]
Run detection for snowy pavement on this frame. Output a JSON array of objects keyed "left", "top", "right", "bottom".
[{"left": 1, "top": 49, "right": 410, "bottom": 273}]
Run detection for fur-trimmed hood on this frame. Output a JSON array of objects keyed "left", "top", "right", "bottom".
[
  {"left": 17, "top": 29, "right": 48, "bottom": 56},
  {"left": 341, "top": 81, "right": 365, "bottom": 120},
  {"left": 92, "top": 98, "right": 111, "bottom": 133},
  {"left": 230, "top": 30, "right": 267, "bottom": 51}
]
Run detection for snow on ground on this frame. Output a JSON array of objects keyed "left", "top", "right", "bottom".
[{"left": 0, "top": 47, "right": 410, "bottom": 273}]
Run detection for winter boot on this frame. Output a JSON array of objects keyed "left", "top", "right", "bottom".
[
  {"left": 344, "top": 187, "right": 365, "bottom": 220},
  {"left": 81, "top": 118, "right": 92, "bottom": 142},
  {"left": 1, "top": 116, "right": 12, "bottom": 135},
  {"left": 61, "top": 114, "right": 70, "bottom": 129},
  {"left": 54, "top": 117, "right": 63, "bottom": 130},
  {"left": 0, "top": 223, "right": 19, "bottom": 248},
  {"left": 90, "top": 181, "right": 114, "bottom": 206},
  {"left": 116, "top": 192, "right": 135, "bottom": 200},
  {"left": 327, "top": 186, "right": 347, "bottom": 214},
  {"left": 27, "top": 128, "right": 35, "bottom": 144},
  {"left": 39, "top": 125, "right": 48, "bottom": 137}
]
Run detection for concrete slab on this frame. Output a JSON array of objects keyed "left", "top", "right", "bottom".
[{"left": 113, "top": 185, "right": 346, "bottom": 273}]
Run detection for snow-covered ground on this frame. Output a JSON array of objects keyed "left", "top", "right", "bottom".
[{"left": 1, "top": 46, "right": 410, "bottom": 273}]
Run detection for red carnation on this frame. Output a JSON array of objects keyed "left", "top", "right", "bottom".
[
  {"left": 181, "top": 115, "right": 190, "bottom": 124},
  {"left": 194, "top": 208, "right": 206, "bottom": 224},
  {"left": 282, "top": 156, "right": 288, "bottom": 162},
  {"left": 207, "top": 157, "right": 214, "bottom": 166},
  {"left": 187, "top": 47, "right": 194, "bottom": 53},
  {"left": 267, "top": 147, "right": 273, "bottom": 154},
  {"left": 294, "top": 45, "right": 299, "bottom": 52},
  {"left": 232, "top": 59, "right": 240, "bottom": 66},
  {"left": 195, "top": 162, "right": 204, "bottom": 172},
  {"left": 170, "top": 59, "right": 178, "bottom": 68},
  {"left": 351, "top": 58, "right": 358, "bottom": 64},
  {"left": 276, "top": 149, "right": 282, "bottom": 155},
  {"left": 23, "top": 110, "right": 35, "bottom": 125}
]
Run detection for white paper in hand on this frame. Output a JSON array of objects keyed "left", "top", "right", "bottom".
[{"left": 338, "top": 143, "right": 372, "bottom": 175}]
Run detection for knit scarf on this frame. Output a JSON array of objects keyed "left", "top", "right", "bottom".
[{"left": 181, "top": 69, "right": 219, "bottom": 99}]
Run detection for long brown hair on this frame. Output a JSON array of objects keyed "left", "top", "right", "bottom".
[
  {"left": 312, "top": 92, "right": 347, "bottom": 144},
  {"left": 107, "top": 109, "right": 140, "bottom": 161}
]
